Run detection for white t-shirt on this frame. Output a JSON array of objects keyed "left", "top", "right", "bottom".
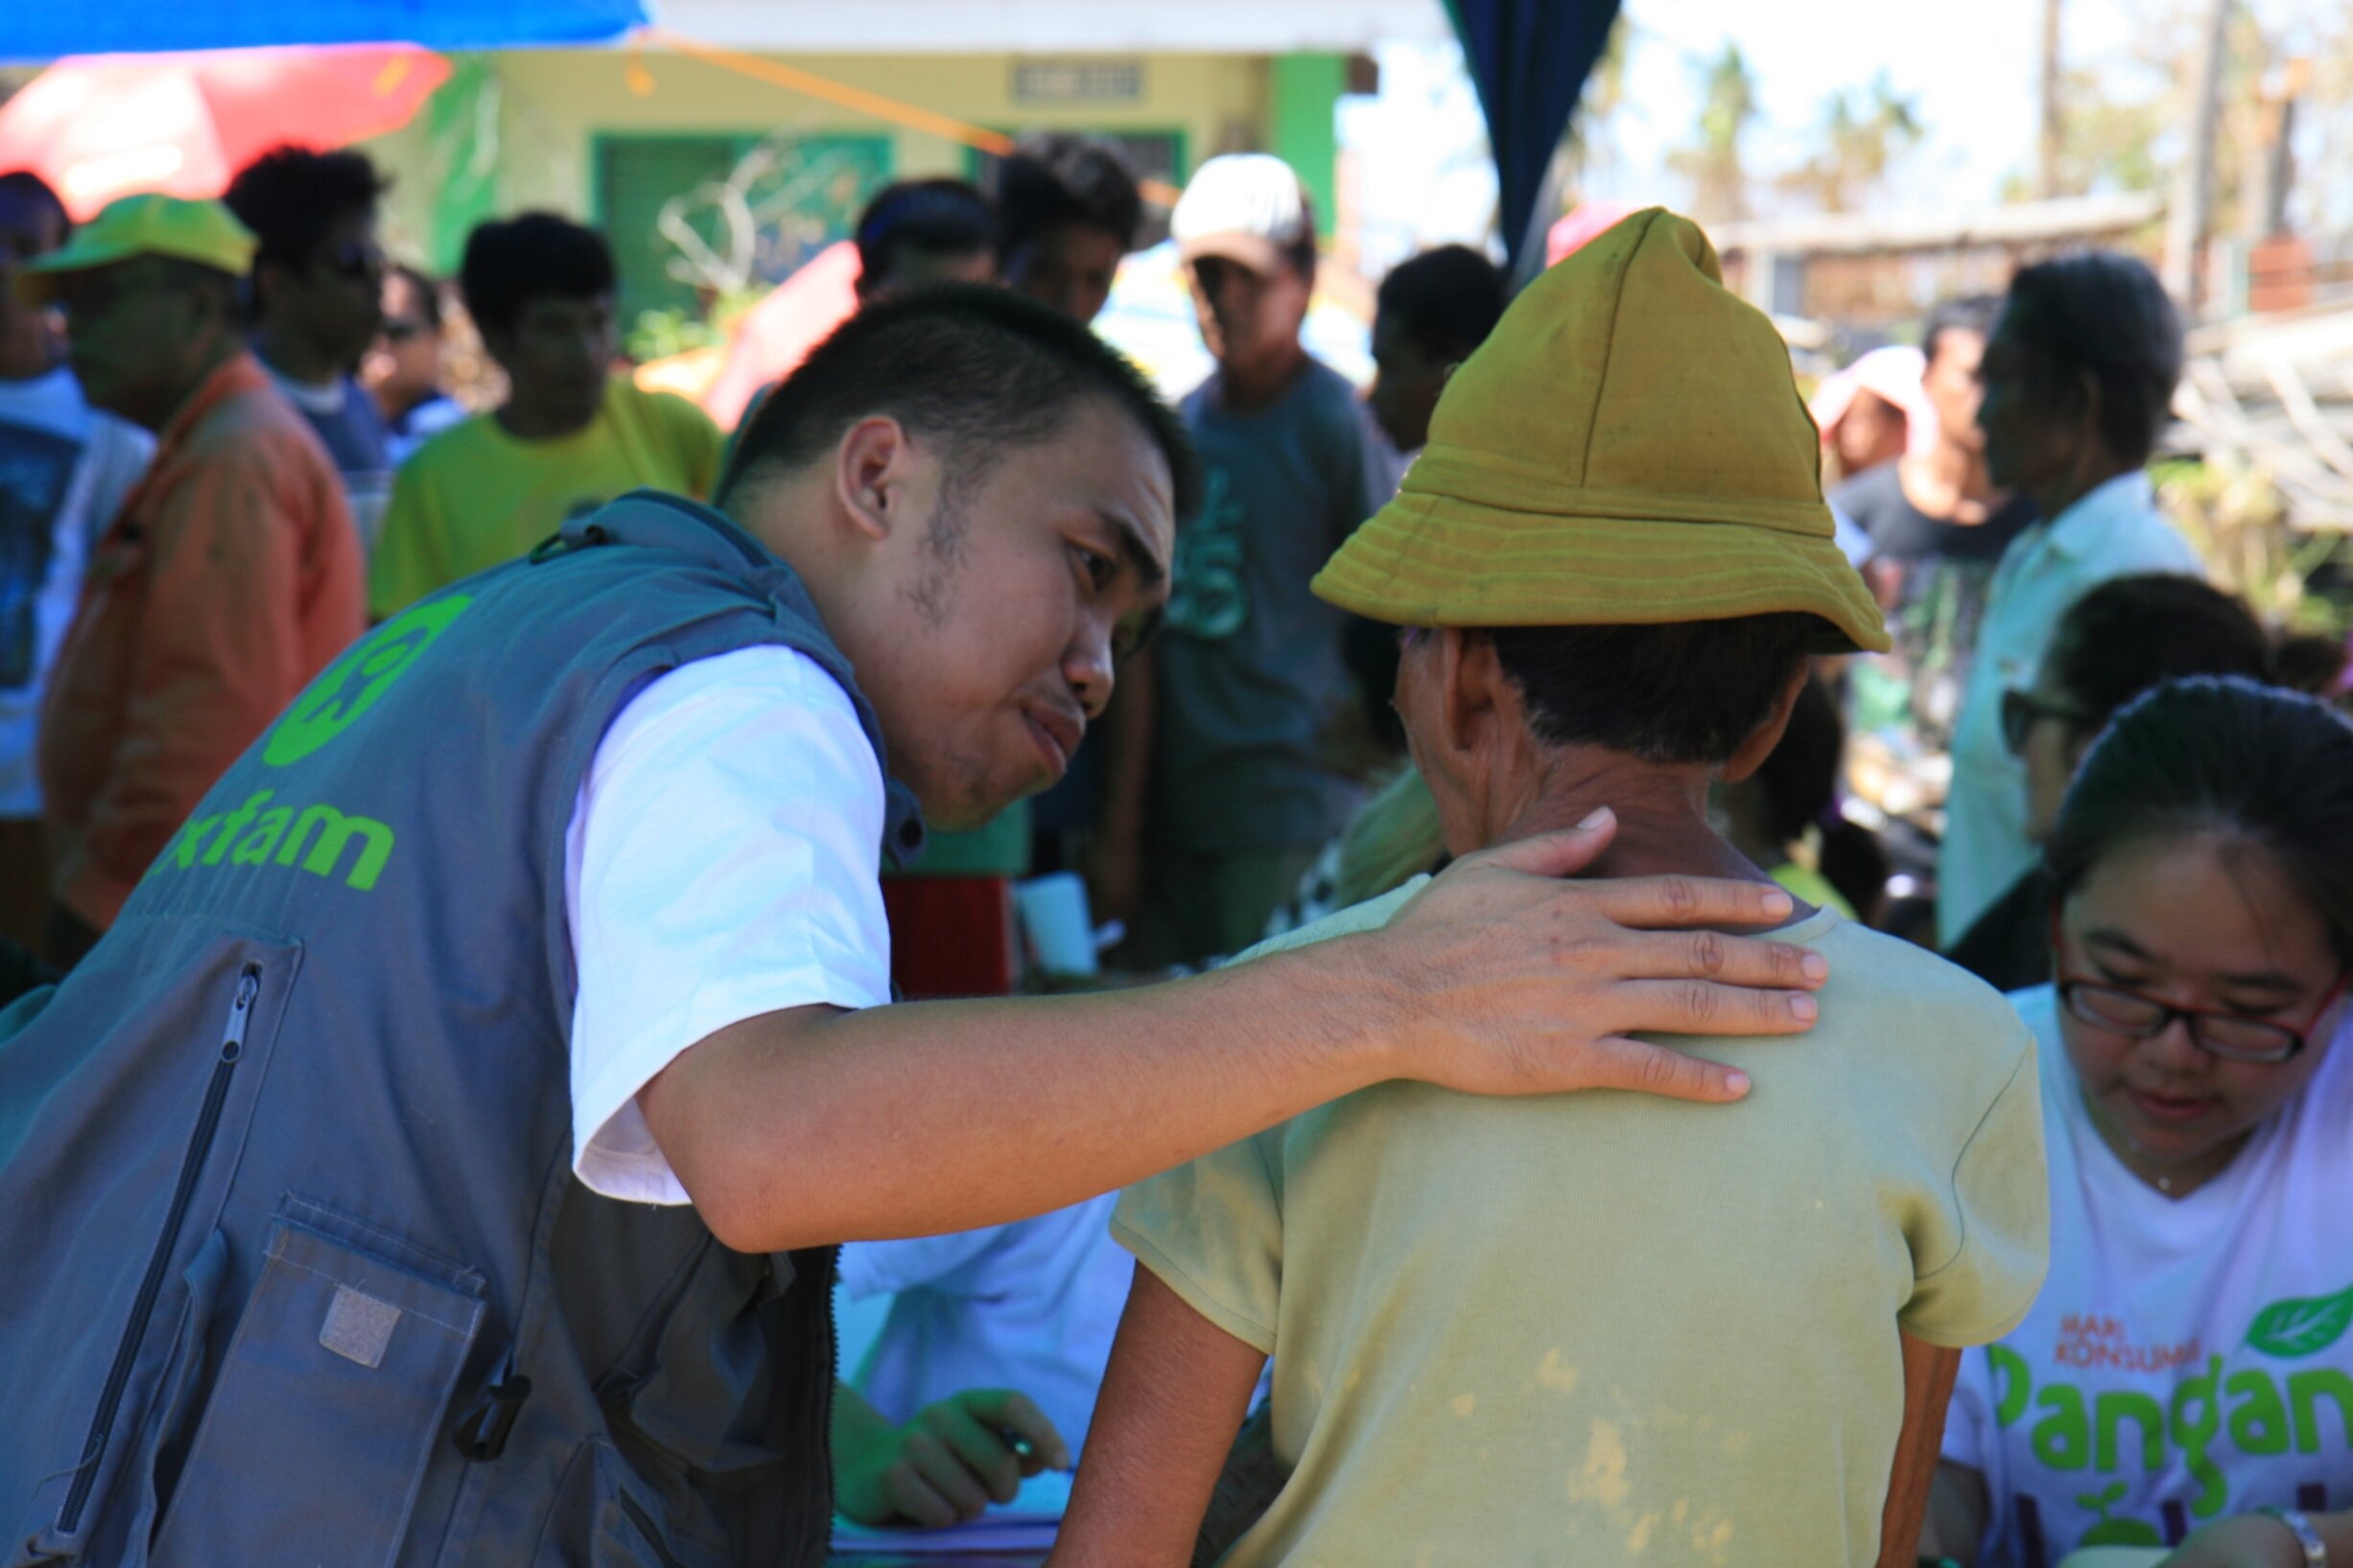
[
  {"left": 565, "top": 644, "right": 893, "bottom": 1205},
  {"left": 1942, "top": 985, "right": 2353, "bottom": 1560},
  {"left": 0, "top": 367, "right": 153, "bottom": 817},
  {"left": 839, "top": 1193, "right": 1133, "bottom": 1458}
]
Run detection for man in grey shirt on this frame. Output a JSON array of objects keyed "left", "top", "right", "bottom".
[{"left": 1133, "top": 154, "right": 1381, "bottom": 965}]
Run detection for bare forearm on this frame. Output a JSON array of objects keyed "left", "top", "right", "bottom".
[
  {"left": 1051, "top": 1267, "right": 1266, "bottom": 1568},
  {"left": 644, "top": 823, "right": 1827, "bottom": 1252},
  {"left": 645, "top": 942, "right": 1396, "bottom": 1252}
]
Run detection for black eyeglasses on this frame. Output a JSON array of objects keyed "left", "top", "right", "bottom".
[
  {"left": 2000, "top": 689, "right": 2091, "bottom": 756},
  {"left": 2056, "top": 978, "right": 2344, "bottom": 1064},
  {"left": 2051, "top": 910, "right": 2348, "bottom": 1064},
  {"left": 382, "top": 319, "right": 428, "bottom": 343}
]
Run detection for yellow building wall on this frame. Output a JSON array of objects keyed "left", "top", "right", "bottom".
[{"left": 369, "top": 49, "right": 1274, "bottom": 265}]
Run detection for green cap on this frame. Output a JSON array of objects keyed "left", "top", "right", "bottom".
[{"left": 17, "top": 194, "right": 256, "bottom": 305}]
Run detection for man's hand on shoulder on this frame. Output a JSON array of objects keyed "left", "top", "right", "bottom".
[{"left": 1334, "top": 808, "right": 1827, "bottom": 1102}]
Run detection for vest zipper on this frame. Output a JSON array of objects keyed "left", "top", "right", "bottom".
[
  {"left": 57, "top": 963, "right": 260, "bottom": 1534},
  {"left": 616, "top": 1490, "right": 690, "bottom": 1568},
  {"left": 812, "top": 1246, "right": 840, "bottom": 1568}
]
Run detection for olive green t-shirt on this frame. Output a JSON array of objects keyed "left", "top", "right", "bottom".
[
  {"left": 369, "top": 378, "right": 723, "bottom": 619},
  {"left": 1114, "top": 878, "right": 2049, "bottom": 1567}
]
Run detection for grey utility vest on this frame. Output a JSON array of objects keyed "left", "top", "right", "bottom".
[{"left": 0, "top": 493, "right": 925, "bottom": 1568}]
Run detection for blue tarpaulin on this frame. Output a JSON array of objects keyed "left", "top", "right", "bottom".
[
  {"left": 0, "top": 0, "right": 644, "bottom": 59},
  {"left": 1444, "top": 0, "right": 1622, "bottom": 270}
]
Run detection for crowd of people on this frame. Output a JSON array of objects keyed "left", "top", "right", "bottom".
[{"left": 0, "top": 116, "right": 2346, "bottom": 1568}]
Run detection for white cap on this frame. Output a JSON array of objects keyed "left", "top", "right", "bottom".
[{"left": 1171, "top": 153, "right": 1313, "bottom": 274}]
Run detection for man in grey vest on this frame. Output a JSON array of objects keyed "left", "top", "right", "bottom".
[{"left": 0, "top": 289, "right": 1826, "bottom": 1568}]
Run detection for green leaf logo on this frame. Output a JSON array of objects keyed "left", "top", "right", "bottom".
[
  {"left": 2246, "top": 1283, "right": 2353, "bottom": 1359},
  {"left": 264, "top": 595, "right": 472, "bottom": 767}
]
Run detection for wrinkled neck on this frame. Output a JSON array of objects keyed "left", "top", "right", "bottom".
[{"left": 1490, "top": 750, "right": 1770, "bottom": 888}]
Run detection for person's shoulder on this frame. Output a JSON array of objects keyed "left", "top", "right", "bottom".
[
  {"left": 1227, "top": 876, "right": 1430, "bottom": 968},
  {"left": 600, "top": 644, "right": 872, "bottom": 784},
  {"left": 1297, "top": 357, "right": 1369, "bottom": 428},
  {"left": 2002, "top": 980, "right": 2061, "bottom": 1055},
  {"left": 338, "top": 375, "right": 391, "bottom": 436},
  {"left": 1812, "top": 917, "right": 2036, "bottom": 1063},
  {"left": 196, "top": 373, "right": 314, "bottom": 445},
  {"left": 88, "top": 407, "right": 155, "bottom": 470},
  {"left": 1299, "top": 355, "right": 1360, "bottom": 403},
  {"left": 189, "top": 382, "right": 341, "bottom": 482},
  {"left": 1827, "top": 460, "right": 1902, "bottom": 522},
  {"left": 621, "top": 643, "right": 858, "bottom": 730},
  {"left": 620, "top": 379, "right": 722, "bottom": 438},
  {"left": 398, "top": 411, "right": 501, "bottom": 476}
]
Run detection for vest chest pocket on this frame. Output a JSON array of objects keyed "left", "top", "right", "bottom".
[{"left": 150, "top": 1213, "right": 484, "bottom": 1567}]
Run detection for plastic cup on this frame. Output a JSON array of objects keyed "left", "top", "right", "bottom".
[{"left": 1015, "top": 872, "right": 1099, "bottom": 977}]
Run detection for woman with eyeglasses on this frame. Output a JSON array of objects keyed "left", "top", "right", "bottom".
[
  {"left": 1922, "top": 676, "right": 2353, "bottom": 1568},
  {"left": 1945, "top": 573, "right": 2310, "bottom": 993}
]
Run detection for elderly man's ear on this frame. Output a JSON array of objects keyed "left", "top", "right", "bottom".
[
  {"left": 1718, "top": 666, "right": 1812, "bottom": 785},
  {"left": 1392, "top": 628, "right": 1508, "bottom": 815}
]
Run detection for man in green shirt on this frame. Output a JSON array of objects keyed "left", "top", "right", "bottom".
[{"left": 369, "top": 214, "right": 722, "bottom": 617}]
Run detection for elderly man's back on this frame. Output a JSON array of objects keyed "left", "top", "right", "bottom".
[{"left": 1114, "top": 878, "right": 2047, "bottom": 1566}]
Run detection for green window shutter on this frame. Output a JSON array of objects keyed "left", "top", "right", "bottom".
[
  {"left": 594, "top": 133, "right": 895, "bottom": 329},
  {"left": 596, "top": 135, "right": 745, "bottom": 325}
]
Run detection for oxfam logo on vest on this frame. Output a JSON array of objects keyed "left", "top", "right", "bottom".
[{"left": 265, "top": 596, "right": 473, "bottom": 767}]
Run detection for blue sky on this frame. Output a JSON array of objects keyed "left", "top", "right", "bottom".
[{"left": 1342, "top": 0, "right": 2336, "bottom": 268}]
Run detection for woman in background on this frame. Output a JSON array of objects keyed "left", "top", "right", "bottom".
[{"left": 1948, "top": 574, "right": 2342, "bottom": 992}]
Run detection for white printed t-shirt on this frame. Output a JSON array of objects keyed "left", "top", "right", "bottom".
[
  {"left": 565, "top": 644, "right": 893, "bottom": 1205},
  {"left": 1941, "top": 985, "right": 2353, "bottom": 1563},
  {"left": 839, "top": 1193, "right": 1131, "bottom": 1458}
]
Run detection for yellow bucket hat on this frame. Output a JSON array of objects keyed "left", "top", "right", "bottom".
[
  {"left": 16, "top": 194, "right": 257, "bottom": 305},
  {"left": 1313, "top": 207, "right": 1890, "bottom": 654}
]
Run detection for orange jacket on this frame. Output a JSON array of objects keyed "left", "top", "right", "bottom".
[{"left": 40, "top": 354, "right": 365, "bottom": 928}]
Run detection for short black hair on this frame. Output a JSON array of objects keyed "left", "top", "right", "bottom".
[
  {"left": 718, "top": 283, "right": 1198, "bottom": 526},
  {"left": 0, "top": 171, "right": 70, "bottom": 239},
  {"left": 459, "top": 213, "right": 615, "bottom": 339},
  {"left": 855, "top": 179, "right": 1000, "bottom": 290},
  {"left": 2042, "top": 574, "right": 2270, "bottom": 740},
  {"left": 2049, "top": 678, "right": 2353, "bottom": 965},
  {"left": 223, "top": 145, "right": 388, "bottom": 276},
  {"left": 1491, "top": 613, "right": 1829, "bottom": 766},
  {"left": 1000, "top": 133, "right": 1143, "bottom": 256},
  {"left": 1999, "top": 251, "right": 2183, "bottom": 466},
  {"left": 1377, "top": 245, "right": 1507, "bottom": 363},
  {"left": 388, "top": 263, "right": 444, "bottom": 331},
  {"left": 1920, "top": 293, "right": 2001, "bottom": 366}
]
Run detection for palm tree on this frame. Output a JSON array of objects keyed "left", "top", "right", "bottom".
[
  {"left": 1669, "top": 44, "right": 1758, "bottom": 223},
  {"left": 1778, "top": 74, "right": 1924, "bottom": 213}
]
